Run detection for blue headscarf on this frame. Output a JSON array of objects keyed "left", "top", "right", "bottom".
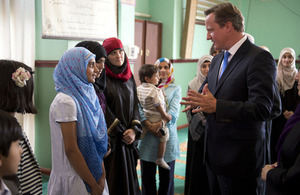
[{"left": 53, "top": 47, "right": 108, "bottom": 192}]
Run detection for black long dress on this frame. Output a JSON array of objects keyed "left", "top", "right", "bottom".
[
  {"left": 270, "top": 82, "right": 300, "bottom": 163},
  {"left": 103, "top": 74, "right": 142, "bottom": 195},
  {"left": 184, "top": 88, "right": 210, "bottom": 195}
]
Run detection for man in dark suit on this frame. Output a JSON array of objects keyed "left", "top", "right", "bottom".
[{"left": 181, "top": 2, "right": 277, "bottom": 195}]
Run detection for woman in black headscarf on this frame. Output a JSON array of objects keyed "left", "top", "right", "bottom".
[{"left": 75, "top": 41, "right": 107, "bottom": 112}]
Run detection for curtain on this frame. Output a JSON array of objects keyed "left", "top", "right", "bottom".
[{"left": 0, "top": 0, "right": 36, "bottom": 150}]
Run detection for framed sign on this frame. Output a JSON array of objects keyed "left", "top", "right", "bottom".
[{"left": 42, "top": 0, "right": 117, "bottom": 40}]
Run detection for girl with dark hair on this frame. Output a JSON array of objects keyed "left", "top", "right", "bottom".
[
  {"left": 0, "top": 60, "right": 42, "bottom": 194},
  {"left": 75, "top": 41, "right": 107, "bottom": 112},
  {"left": 0, "top": 110, "right": 23, "bottom": 195},
  {"left": 48, "top": 47, "right": 109, "bottom": 194}
]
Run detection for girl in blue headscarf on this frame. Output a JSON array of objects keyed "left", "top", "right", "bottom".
[{"left": 48, "top": 47, "right": 109, "bottom": 195}]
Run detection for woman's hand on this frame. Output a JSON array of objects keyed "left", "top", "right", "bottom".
[
  {"left": 95, "top": 162, "right": 106, "bottom": 195},
  {"left": 122, "top": 129, "right": 136, "bottom": 145},
  {"left": 283, "top": 110, "right": 294, "bottom": 119},
  {"left": 147, "top": 121, "right": 163, "bottom": 137},
  {"left": 165, "top": 113, "right": 172, "bottom": 122},
  {"left": 60, "top": 121, "right": 103, "bottom": 194},
  {"left": 90, "top": 183, "right": 104, "bottom": 195},
  {"left": 261, "top": 162, "right": 277, "bottom": 181},
  {"left": 149, "top": 121, "right": 161, "bottom": 133},
  {"left": 104, "top": 148, "right": 111, "bottom": 158}
]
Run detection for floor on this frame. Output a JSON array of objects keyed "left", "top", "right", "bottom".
[{"left": 42, "top": 128, "right": 188, "bottom": 195}]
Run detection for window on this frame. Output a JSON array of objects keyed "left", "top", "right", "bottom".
[{"left": 196, "top": 0, "right": 229, "bottom": 22}]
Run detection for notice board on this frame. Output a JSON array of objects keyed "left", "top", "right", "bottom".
[{"left": 42, "top": 0, "right": 117, "bottom": 40}]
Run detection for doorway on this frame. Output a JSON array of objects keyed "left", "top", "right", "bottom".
[{"left": 134, "top": 19, "right": 162, "bottom": 86}]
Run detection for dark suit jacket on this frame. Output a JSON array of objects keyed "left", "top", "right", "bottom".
[
  {"left": 200, "top": 39, "right": 277, "bottom": 177},
  {"left": 266, "top": 121, "right": 300, "bottom": 195}
]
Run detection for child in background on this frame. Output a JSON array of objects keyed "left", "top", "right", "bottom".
[
  {"left": 137, "top": 64, "right": 171, "bottom": 170},
  {"left": 0, "top": 60, "right": 42, "bottom": 194},
  {"left": 0, "top": 110, "right": 23, "bottom": 195},
  {"left": 48, "top": 47, "right": 109, "bottom": 195}
]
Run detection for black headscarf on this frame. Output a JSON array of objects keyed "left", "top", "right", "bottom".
[{"left": 75, "top": 41, "right": 107, "bottom": 93}]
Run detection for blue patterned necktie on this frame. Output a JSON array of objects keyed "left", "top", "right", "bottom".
[{"left": 219, "top": 51, "right": 230, "bottom": 79}]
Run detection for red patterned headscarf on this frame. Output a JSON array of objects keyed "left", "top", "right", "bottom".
[
  {"left": 154, "top": 57, "right": 174, "bottom": 89},
  {"left": 103, "top": 37, "right": 132, "bottom": 82}
]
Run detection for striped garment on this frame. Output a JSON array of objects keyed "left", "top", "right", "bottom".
[
  {"left": 18, "top": 131, "right": 42, "bottom": 194},
  {"left": 137, "top": 83, "right": 166, "bottom": 123}
]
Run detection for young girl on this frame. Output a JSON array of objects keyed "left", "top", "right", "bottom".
[
  {"left": 0, "top": 110, "right": 23, "bottom": 195},
  {"left": 137, "top": 64, "right": 172, "bottom": 170},
  {"left": 0, "top": 60, "right": 42, "bottom": 195},
  {"left": 75, "top": 41, "right": 107, "bottom": 112},
  {"left": 48, "top": 47, "right": 109, "bottom": 195}
]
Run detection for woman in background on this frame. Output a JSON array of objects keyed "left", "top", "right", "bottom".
[
  {"left": 261, "top": 70, "right": 300, "bottom": 195},
  {"left": 271, "top": 47, "right": 300, "bottom": 163},
  {"left": 184, "top": 55, "right": 213, "bottom": 195},
  {"left": 139, "top": 57, "right": 181, "bottom": 195},
  {"left": 102, "top": 37, "right": 142, "bottom": 195},
  {"left": 209, "top": 43, "right": 221, "bottom": 57},
  {"left": 75, "top": 41, "right": 107, "bottom": 112}
]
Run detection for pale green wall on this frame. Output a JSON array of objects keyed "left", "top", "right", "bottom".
[
  {"left": 173, "top": 62, "right": 197, "bottom": 126},
  {"left": 35, "top": 0, "right": 300, "bottom": 168},
  {"left": 192, "top": 24, "right": 212, "bottom": 58},
  {"left": 242, "top": 0, "right": 300, "bottom": 58},
  {"left": 231, "top": 0, "right": 300, "bottom": 58},
  {"left": 118, "top": 3, "right": 135, "bottom": 45},
  {"left": 135, "top": 0, "right": 149, "bottom": 16},
  {"left": 34, "top": 67, "right": 56, "bottom": 168},
  {"left": 149, "top": 0, "right": 177, "bottom": 58},
  {"left": 34, "top": 0, "right": 68, "bottom": 169}
]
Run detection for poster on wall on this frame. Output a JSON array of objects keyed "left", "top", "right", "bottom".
[{"left": 42, "top": 0, "right": 117, "bottom": 40}]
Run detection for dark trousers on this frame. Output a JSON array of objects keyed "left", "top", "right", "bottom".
[
  {"left": 206, "top": 162, "right": 264, "bottom": 195},
  {"left": 265, "top": 121, "right": 272, "bottom": 164},
  {"left": 140, "top": 160, "right": 175, "bottom": 195}
]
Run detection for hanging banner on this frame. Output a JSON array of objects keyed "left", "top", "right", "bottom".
[{"left": 42, "top": 0, "right": 117, "bottom": 40}]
